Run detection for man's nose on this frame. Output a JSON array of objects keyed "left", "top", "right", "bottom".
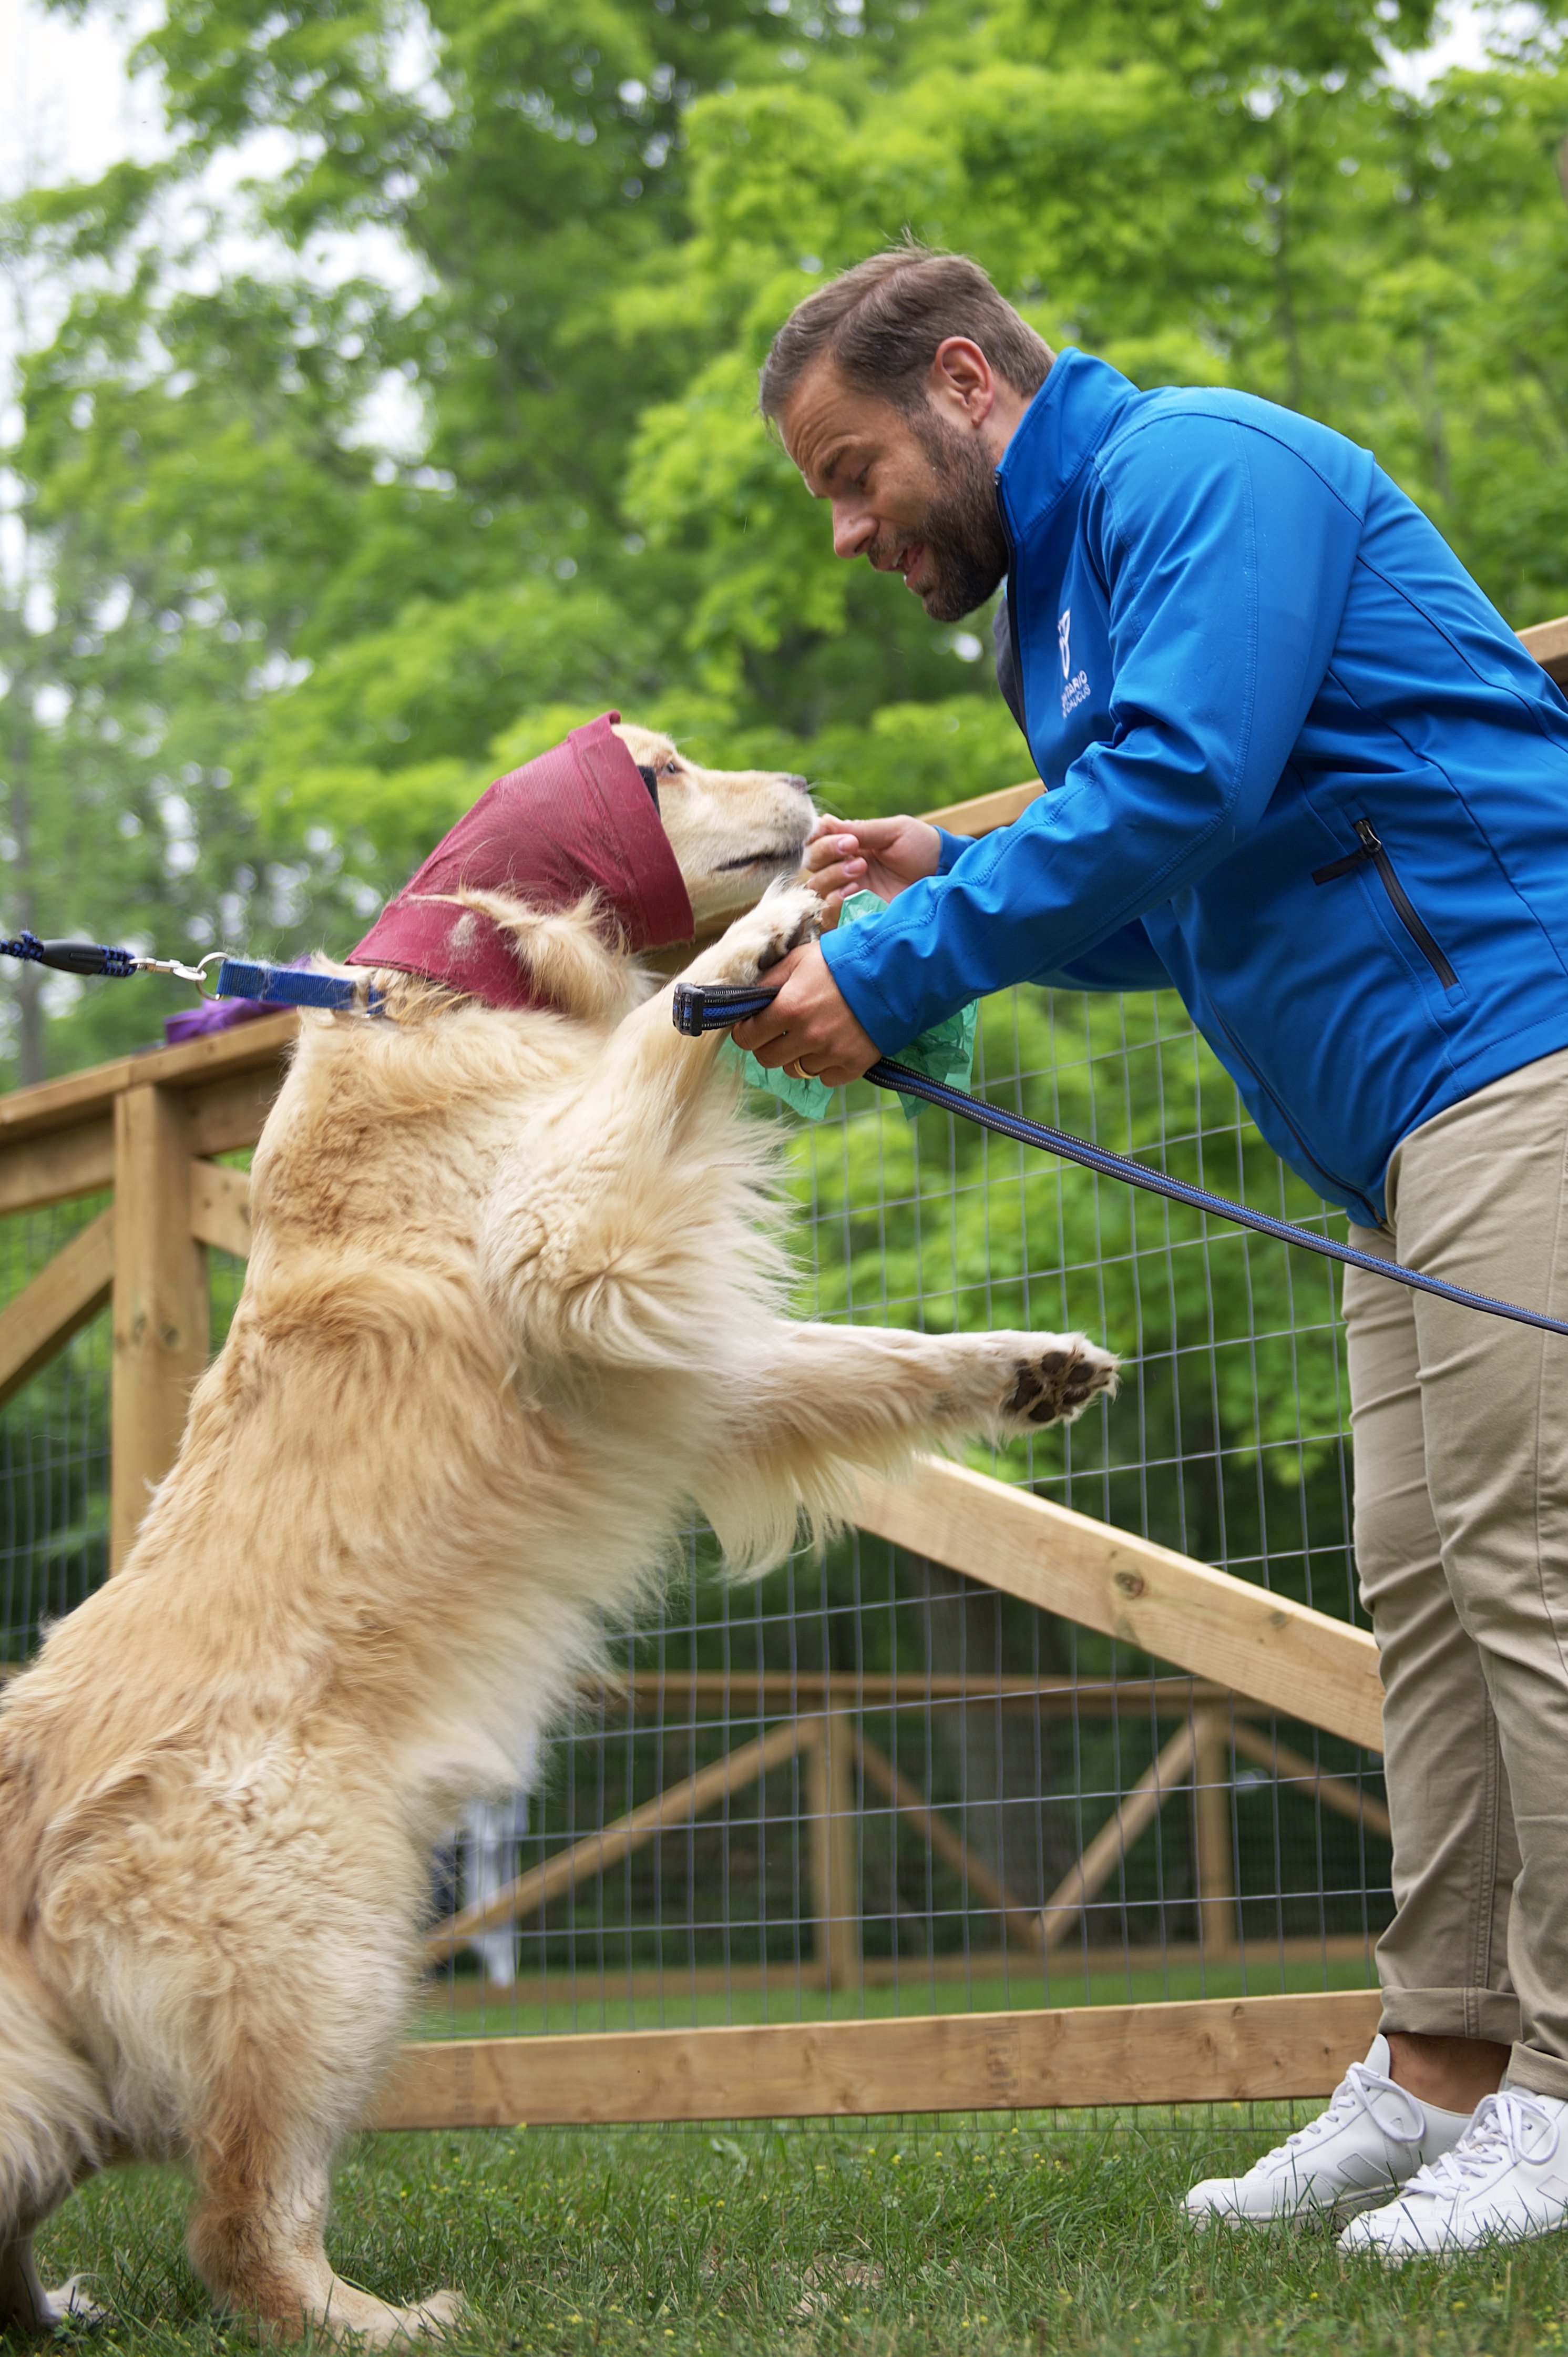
[{"left": 831, "top": 499, "right": 876, "bottom": 562}]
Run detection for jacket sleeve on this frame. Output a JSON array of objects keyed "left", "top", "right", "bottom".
[
  {"left": 821, "top": 413, "right": 1363, "bottom": 1050},
  {"left": 904, "top": 837, "right": 1169, "bottom": 986},
  {"left": 1028, "top": 919, "right": 1174, "bottom": 994}
]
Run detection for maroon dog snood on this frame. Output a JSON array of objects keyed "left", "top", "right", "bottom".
[{"left": 348, "top": 712, "right": 694, "bottom": 1012}]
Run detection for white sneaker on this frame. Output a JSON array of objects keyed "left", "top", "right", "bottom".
[
  {"left": 1338, "top": 2087, "right": 1568, "bottom": 2260},
  {"left": 1181, "top": 2035, "right": 1471, "bottom": 2228}
]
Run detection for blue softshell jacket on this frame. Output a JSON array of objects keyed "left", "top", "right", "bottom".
[{"left": 819, "top": 349, "right": 1568, "bottom": 1225}]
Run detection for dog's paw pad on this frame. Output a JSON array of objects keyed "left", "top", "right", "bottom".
[{"left": 1003, "top": 1340, "right": 1118, "bottom": 1427}]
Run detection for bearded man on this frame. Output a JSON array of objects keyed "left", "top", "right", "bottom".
[{"left": 733, "top": 241, "right": 1568, "bottom": 2257}]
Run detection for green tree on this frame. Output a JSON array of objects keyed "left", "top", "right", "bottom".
[{"left": 12, "top": 0, "right": 1567, "bottom": 1043}]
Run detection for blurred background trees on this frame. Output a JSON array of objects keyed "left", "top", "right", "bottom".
[{"left": 2, "top": 0, "right": 1565, "bottom": 1079}]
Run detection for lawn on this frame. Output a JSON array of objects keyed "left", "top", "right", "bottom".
[{"left": 29, "top": 2108, "right": 1568, "bottom": 2357}]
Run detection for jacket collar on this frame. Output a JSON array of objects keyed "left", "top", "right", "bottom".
[{"left": 993, "top": 349, "right": 1140, "bottom": 545}]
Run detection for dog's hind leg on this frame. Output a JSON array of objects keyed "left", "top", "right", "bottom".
[
  {"left": 0, "top": 1945, "right": 114, "bottom": 2333},
  {"left": 186, "top": 2048, "right": 459, "bottom": 2346},
  {"left": 188, "top": 2121, "right": 460, "bottom": 2345}
]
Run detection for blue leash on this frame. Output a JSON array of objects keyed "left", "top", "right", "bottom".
[
  {"left": 672, "top": 980, "right": 1568, "bottom": 1341},
  {"left": 7, "top": 935, "right": 1561, "bottom": 1338},
  {"left": 0, "top": 934, "right": 377, "bottom": 1012}
]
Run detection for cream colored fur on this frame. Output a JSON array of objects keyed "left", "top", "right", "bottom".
[{"left": 0, "top": 728, "right": 1116, "bottom": 2342}]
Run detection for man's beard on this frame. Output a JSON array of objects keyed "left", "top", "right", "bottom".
[{"left": 905, "top": 406, "right": 1012, "bottom": 624}]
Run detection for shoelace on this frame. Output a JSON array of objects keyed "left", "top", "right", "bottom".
[
  {"left": 1260, "top": 2059, "right": 1426, "bottom": 2169},
  {"left": 1401, "top": 2091, "right": 1561, "bottom": 2199}
]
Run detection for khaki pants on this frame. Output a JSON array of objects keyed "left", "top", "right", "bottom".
[{"left": 1345, "top": 1046, "right": 1568, "bottom": 2098}]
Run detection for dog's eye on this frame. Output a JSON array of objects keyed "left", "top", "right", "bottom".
[{"left": 661, "top": 758, "right": 682, "bottom": 776}]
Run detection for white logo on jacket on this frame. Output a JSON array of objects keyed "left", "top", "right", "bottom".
[{"left": 1058, "top": 606, "right": 1089, "bottom": 717}]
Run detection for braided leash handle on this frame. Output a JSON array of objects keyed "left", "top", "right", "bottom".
[
  {"left": 0, "top": 933, "right": 138, "bottom": 978},
  {"left": 671, "top": 981, "right": 781, "bottom": 1035}
]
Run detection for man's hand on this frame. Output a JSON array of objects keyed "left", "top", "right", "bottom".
[
  {"left": 730, "top": 940, "right": 880, "bottom": 1087},
  {"left": 802, "top": 813, "right": 942, "bottom": 917}
]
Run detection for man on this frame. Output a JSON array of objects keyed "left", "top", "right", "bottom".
[{"left": 733, "top": 242, "right": 1568, "bottom": 2256}]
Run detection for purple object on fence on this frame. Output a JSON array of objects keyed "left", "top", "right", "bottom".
[{"left": 163, "top": 995, "right": 275, "bottom": 1046}]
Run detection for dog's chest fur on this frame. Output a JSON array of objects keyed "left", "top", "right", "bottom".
[{"left": 3, "top": 991, "right": 785, "bottom": 1869}]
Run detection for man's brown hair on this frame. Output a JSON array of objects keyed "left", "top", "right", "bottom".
[{"left": 758, "top": 238, "right": 1053, "bottom": 421}]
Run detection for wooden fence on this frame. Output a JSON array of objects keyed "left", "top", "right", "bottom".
[{"left": 3, "top": 607, "right": 1564, "bottom": 2125}]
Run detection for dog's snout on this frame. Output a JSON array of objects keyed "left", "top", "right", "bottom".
[{"left": 785, "top": 774, "right": 811, "bottom": 796}]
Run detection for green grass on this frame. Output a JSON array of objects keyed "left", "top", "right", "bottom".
[
  {"left": 28, "top": 2108, "right": 1568, "bottom": 2356},
  {"left": 418, "top": 1954, "right": 1380, "bottom": 2038}
]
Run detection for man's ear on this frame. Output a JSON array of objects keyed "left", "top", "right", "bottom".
[{"left": 929, "top": 336, "right": 997, "bottom": 425}]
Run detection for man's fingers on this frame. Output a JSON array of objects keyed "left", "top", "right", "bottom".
[
  {"left": 735, "top": 1028, "right": 794, "bottom": 1068},
  {"left": 802, "top": 835, "right": 867, "bottom": 894},
  {"left": 804, "top": 861, "right": 866, "bottom": 904},
  {"left": 723, "top": 941, "right": 880, "bottom": 1082},
  {"left": 730, "top": 1001, "right": 790, "bottom": 1053},
  {"left": 803, "top": 835, "right": 862, "bottom": 871},
  {"left": 805, "top": 815, "right": 905, "bottom": 855}
]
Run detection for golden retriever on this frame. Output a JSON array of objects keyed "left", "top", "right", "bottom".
[{"left": 0, "top": 724, "right": 1116, "bottom": 2341}]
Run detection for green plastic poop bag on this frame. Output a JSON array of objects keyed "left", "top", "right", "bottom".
[{"left": 721, "top": 890, "right": 978, "bottom": 1119}]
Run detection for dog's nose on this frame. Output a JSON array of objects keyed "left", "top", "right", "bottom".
[{"left": 785, "top": 774, "right": 811, "bottom": 795}]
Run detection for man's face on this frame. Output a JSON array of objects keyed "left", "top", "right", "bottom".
[{"left": 780, "top": 359, "right": 1011, "bottom": 625}]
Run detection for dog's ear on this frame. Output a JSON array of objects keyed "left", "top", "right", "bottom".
[{"left": 636, "top": 763, "right": 660, "bottom": 813}]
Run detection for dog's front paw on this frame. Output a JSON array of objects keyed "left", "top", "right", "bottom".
[
  {"left": 723, "top": 880, "right": 823, "bottom": 982},
  {"left": 1001, "top": 1335, "right": 1119, "bottom": 1427}
]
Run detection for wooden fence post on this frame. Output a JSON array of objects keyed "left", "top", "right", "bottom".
[
  {"left": 808, "top": 1715, "right": 862, "bottom": 1996},
  {"left": 1193, "top": 1709, "right": 1238, "bottom": 1958},
  {"left": 110, "top": 1085, "right": 209, "bottom": 1569}
]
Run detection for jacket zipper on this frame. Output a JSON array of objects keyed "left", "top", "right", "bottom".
[
  {"left": 1311, "top": 819, "right": 1458, "bottom": 991},
  {"left": 995, "top": 475, "right": 1027, "bottom": 742},
  {"left": 1212, "top": 1012, "right": 1365, "bottom": 1206}
]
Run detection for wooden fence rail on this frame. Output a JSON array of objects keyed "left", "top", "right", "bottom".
[{"left": 2, "top": 607, "right": 1563, "bottom": 2119}]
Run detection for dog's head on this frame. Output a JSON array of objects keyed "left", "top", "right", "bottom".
[
  {"left": 349, "top": 713, "right": 818, "bottom": 1017},
  {"left": 612, "top": 725, "right": 815, "bottom": 932}
]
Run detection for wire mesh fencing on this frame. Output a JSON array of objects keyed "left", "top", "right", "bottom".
[
  {"left": 0, "top": 985, "right": 1390, "bottom": 2059},
  {"left": 418, "top": 982, "right": 1388, "bottom": 2040},
  {"left": 0, "top": 1193, "right": 112, "bottom": 1656}
]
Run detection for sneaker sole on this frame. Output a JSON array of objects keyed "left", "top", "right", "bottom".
[
  {"left": 1182, "top": 2186, "right": 1402, "bottom": 2233},
  {"left": 1341, "top": 2219, "right": 1562, "bottom": 2266}
]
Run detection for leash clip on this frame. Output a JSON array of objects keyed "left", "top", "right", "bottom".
[{"left": 136, "top": 951, "right": 227, "bottom": 993}]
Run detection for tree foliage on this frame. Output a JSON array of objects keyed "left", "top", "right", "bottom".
[{"left": 3, "top": 0, "right": 1564, "bottom": 1079}]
